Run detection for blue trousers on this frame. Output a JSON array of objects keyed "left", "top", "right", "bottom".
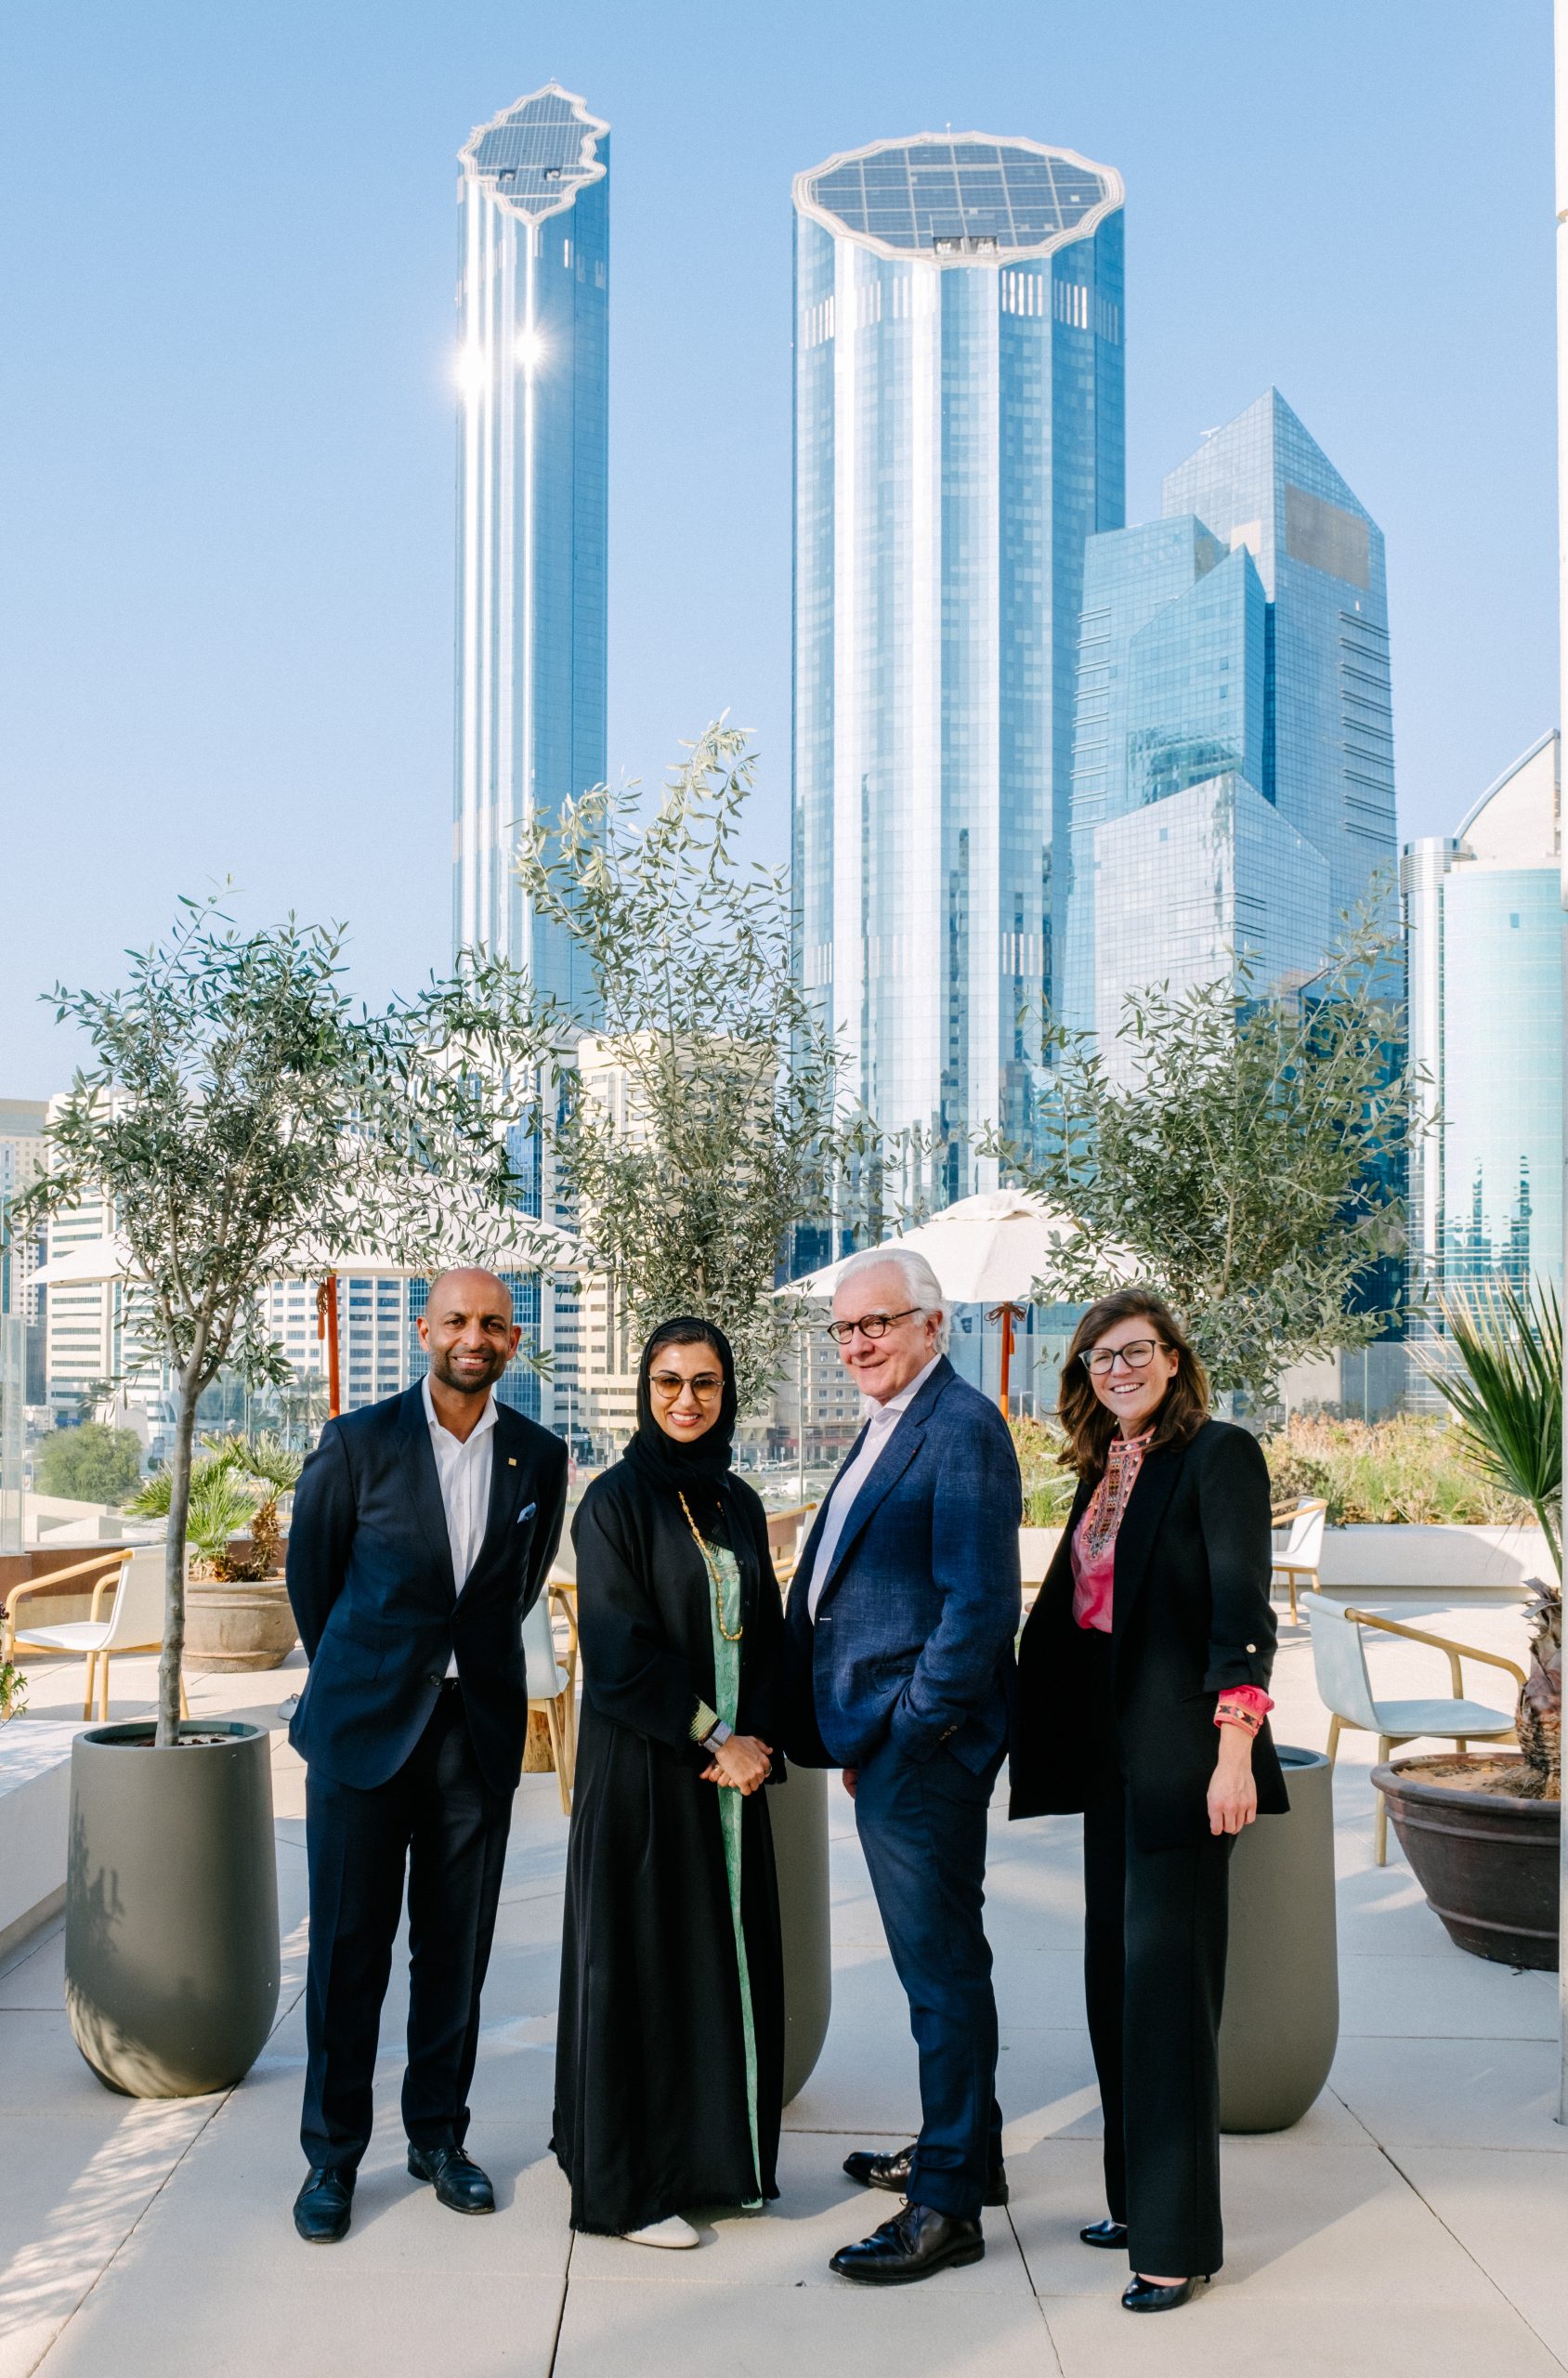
[{"left": 853, "top": 1736, "right": 1003, "bottom": 2223}]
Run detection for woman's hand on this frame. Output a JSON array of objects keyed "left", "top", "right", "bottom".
[
  {"left": 1207, "top": 1726, "right": 1258, "bottom": 1836},
  {"left": 701, "top": 1735, "right": 773, "bottom": 1795}
]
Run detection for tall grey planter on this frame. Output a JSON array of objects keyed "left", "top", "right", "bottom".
[
  {"left": 1219, "top": 1746, "right": 1338, "bottom": 2133},
  {"left": 768, "top": 1762, "right": 831, "bottom": 2103},
  {"left": 66, "top": 1720, "right": 280, "bottom": 2097}
]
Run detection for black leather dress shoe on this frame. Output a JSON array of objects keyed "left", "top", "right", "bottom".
[
  {"left": 1080, "top": 2218, "right": 1129, "bottom": 2249},
  {"left": 830, "top": 2200, "right": 986, "bottom": 2285},
  {"left": 293, "top": 2167, "right": 354, "bottom": 2243},
  {"left": 406, "top": 2143, "right": 496, "bottom": 2214},
  {"left": 843, "top": 2144, "right": 1009, "bottom": 2208},
  {"left": 1122, "top": 2274, "right": 1207, "bottom": 2312}
]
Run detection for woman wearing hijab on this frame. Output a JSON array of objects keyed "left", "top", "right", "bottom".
[{"left": 552, "top": 1318, "right": 786, "bottom": 2248}]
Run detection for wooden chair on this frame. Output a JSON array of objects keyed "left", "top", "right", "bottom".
[
  {"left": 523, "top": 1588, "right": 576, "bottom": 1815},
  {"left": 1306, "top": 1598, "right": 1522, "bottom": 1865},
  {"left": 1272, "top": 1498, "right": 1329, "bottom": 1623},
  {"left": 4, "top": 1543, "right": 189, "bottom": 1721}
]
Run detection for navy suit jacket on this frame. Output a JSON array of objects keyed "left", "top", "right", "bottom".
[
  {"left": 783, "top": 1356, "right": 1022, "bottom": 1775},
  {"left": 286, "top": 1385, "right": 568, "bottom": 1797}
]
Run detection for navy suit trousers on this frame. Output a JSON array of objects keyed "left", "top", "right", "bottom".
[
  {"left": 301, "top": 1689, "right": 511, "bottom": 2172},
  {"left": 852, "top": 1737, "right": 1004, "bottom": 2222}
]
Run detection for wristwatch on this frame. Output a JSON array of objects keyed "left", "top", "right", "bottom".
[{"left": 700, "top": 1718, "right": 734, "bottom": 1754}]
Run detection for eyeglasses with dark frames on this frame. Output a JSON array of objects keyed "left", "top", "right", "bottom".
[
  {"left": 1079, "top": 1338, "right": 1168, "bottom": 1378},
  {"left": 826, "top": 1306, "right": 921, "bottom": 1346}
]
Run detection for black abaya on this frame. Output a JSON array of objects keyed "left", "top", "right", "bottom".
[{"left": 551, "top": 1457, "right": 786, "bottom": 2235}]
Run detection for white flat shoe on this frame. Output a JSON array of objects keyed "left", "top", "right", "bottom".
[{"left": 621, "top": 2215, "right": 700, "bottom": 2250}]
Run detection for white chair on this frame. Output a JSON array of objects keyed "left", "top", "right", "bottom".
[
  {"left": 523, "top": 1590, "right": 575, "bottom": 1815},
  {"left": 1306, "top": 1598, "right": 1522, "bottom": 1865},
  {"left": 1272, "top": 1498, "right": 1328, "bottom": 1623},
  {"left": 3, "top": 1543, "right": 189, "bottom": 1722}
]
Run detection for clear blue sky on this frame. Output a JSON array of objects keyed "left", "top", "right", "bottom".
[{"left": 0, "top": 0, "right": 1554, "bottom": 1094}]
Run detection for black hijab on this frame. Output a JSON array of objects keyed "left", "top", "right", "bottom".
[{"left": 623, "top": 1317, "right": 739, "bottom": 1492}]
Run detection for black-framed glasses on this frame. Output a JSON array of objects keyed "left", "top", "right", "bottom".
[
  {"left": 1079, "top": 1338, "right": 1167, "bottom": 1378},
  {"left": 648, "top": 1371, "right": 725, "bottom": 1400},
  {"left": 826, "top": 1306, "right": 921, "bottom": 1345}
]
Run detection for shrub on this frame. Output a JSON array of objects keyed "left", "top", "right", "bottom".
[
  {"left": 34, "top": 1423, "right": 143, "bottom": 1507},
  {"left": 1261, "top": 1414, "right": 1531, "bottom": 1527},
  {"left": 1011, "top": 1417, "right": 1078, "bottom": 1527}
]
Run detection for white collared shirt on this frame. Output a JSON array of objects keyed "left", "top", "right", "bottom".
[
  {"left": 806, "top": 1352, "right": 942, "bottom": 1619},
  {"left": 422, "top": 1375, "right": 498, "bottom": 1674}
]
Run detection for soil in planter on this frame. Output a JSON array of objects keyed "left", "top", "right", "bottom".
[{"left": 1413, "top": 1755, "right": 1559, "bottom": 1802}]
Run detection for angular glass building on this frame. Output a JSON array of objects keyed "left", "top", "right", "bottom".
[
  {"left": 453, "top": 84, "right": 608, "bottom": 1004},
  {"left": 791, "top": 132, "right": 1125, "bottom": 1198}
]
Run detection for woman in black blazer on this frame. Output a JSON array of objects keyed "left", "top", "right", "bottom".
[{"left": 1011, "top": 1289, "right": 1287, "bottom": 2314}]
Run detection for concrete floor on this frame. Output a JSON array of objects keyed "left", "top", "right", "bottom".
[{"left": 1, "top": 1593, "right": 1564, "bottom": 2377}]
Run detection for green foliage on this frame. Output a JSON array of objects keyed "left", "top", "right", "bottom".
[
  {"left": 12, "top": 895, "right": 554, "bottom": 1742},
  {"left": 990, "top": 916, "right": 1415, "bottom": 1405},
  {"left": 1010, "top": 1416, "right": 1078, "bottom": 1526},
  {"left": 1261, "top": 1414, "right": 1531, "bottom": 1527},
  {"left": 34, "top": 1422, "right": 143, "bottom": 1507},
  {"left": 0, "top": 1660, "right": 29, "bottom": 1721},
  {"left": 127, "top": 1457, "right": 262, "bottom": 1572},
  {"left": 1421, "top": 1280, "right": 1562, "bottom": 1574},
  {"left": 515, "top": 724, "right": 922, "bottom": 1413}
]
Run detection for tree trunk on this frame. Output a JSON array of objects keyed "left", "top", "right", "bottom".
[{"left": 157, "top": 1352, "right": 204, "bottom": 1747}]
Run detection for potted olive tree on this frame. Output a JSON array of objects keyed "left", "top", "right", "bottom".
[
  {"left": 1374, "top": 1280, "right": 1561, "bottom": 1968},
  {"left": 14, "top": 897, "right": 548, "bottom": 2095},
  {"left": 127, "top": 1435, "right": 305, "bottom": 1673}
]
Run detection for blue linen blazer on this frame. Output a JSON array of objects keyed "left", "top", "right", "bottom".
[
  {"left": 782, "top": 1356, "right": 1022, "bottom": 1775},
  {"left": 285, "top": 1384, "right": 568, "bottom": 1797}
]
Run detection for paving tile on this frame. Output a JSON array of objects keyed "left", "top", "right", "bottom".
[
  {"left": 1338, "top": 1950, "right": 1556, "bottom": 2041},
  {"left": 1040, "top": 2293, "right": 1564, "bottom": 2378},
  {"left": 1396, "top": 2149, "right": 1568, "bottom": 2366},
  {"left": 0, "top": 1927, "right": 65, "bottom": 2011},
  {"left": 554, "top": 2276, "right": 1054, "bottom": 2377},
  {"left": 1327, "top": 2035, "right": 1568, "bottom": 2152}
]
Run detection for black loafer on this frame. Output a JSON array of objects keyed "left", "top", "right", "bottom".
[
  {"left": 1122, "top": 2274, "right": 1207, "bottom": 2312},
  {"left": 830, "top": 2200, "right": 985, "bottom": 2285},
  {"left": 293, "top": 2166, "right": 354, "bottom": 2243},
  {"left": 843, "top": 2143, "right": 1009, "bottom": 2208},
  {"left": 1080, "top": 2217, "right": 1129, "bottom": 2249},
  {"left": 406, "top": 2143, "right": 496, "bottom": 2214}
]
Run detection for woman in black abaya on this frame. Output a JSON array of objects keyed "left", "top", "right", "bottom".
[{"left": 552, "top": 1318, "right": 786, "bottom": 2247}]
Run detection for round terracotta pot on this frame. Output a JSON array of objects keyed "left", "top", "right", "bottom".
[
  {"left": 1371, "top": 1752, "right": 1560, "bottom": 1970},
  {"left": 183, "top": 1578, "right": 297, "bottom": 1674}
]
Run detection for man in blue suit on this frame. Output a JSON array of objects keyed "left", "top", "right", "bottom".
[
  {"left": 784, "top": 1248, "right": 1021, "bottom": 2284},
  {"left": 286, "top": 1268, "right": 567, "bottom": 2243}
]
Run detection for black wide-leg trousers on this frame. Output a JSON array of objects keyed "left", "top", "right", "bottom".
[
  {"left": 301, "top": 1688, "right": 512, "bottom": 2173},
  {"left": 1078, "top": 1639, "right": 1234, "bottom": 2279}
]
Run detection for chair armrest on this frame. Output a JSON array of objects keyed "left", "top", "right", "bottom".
[
  {"left": 547, "top": 1585, "right": 579, "bottom": 1675},
  {"left": 1342, "top": 1606, "right": 1527, "bottom": 1697},
  {"left": 6, "top": 1551, "right": 130, "bottom": 1614}
]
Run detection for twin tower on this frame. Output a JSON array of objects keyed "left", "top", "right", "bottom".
[{"left": 453, "top": 86, "right": 1395, "bottom": 1193}]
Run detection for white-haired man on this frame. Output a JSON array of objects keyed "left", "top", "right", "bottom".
[{"left": 783, "top": 1248, "right": 1021, "bottom": 2284}]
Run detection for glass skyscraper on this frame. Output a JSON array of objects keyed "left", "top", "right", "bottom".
[
  {"left": 1065, "top": 389, "right": 1396, "bottom": 1049},
  {"left": 791, "top": 132, "right": 1125, "bottom": 1198},
  {"left": 453, "top": 84, "right": 608, "bottom": 1004}
]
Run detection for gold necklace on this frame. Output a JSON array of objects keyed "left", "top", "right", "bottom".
[{"left": 678, "top": 1491, "right": 744, "bottom": 1641}]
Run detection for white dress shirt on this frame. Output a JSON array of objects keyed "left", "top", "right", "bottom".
[
  {"left": 422, "top": 1375, "right": 498, "bottom": 1674},
  {"left": 807, "top": 1352, "right": 942, "bottom": 1619}
]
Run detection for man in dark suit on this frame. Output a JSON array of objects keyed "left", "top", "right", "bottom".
[
  {"left": 783, "top": 1248, "right": 1021, "bottom": 2284},
  {"left": 286, "top": 1267, "right": 568, "bottom": 2243}
]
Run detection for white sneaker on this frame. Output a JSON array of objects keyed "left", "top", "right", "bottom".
[{"left": 621, "top": 2215, "right": 700, "bottom": 2250}]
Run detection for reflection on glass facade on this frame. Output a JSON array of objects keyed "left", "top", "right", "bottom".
[
  {"left": 792, "top": 134, "right": 1125, "bottom": 1198},
  {"left": 1404, "top": 732, "right": 1561, "bottom": 1297},
  {"left": 453, "top": 85, "right": 608, "bottom": 1002}
]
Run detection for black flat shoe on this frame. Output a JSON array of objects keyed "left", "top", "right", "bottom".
[
  {"left": 406, "top": 2143, "right": 496, "bottom": 2214},
  {"left": 830, "top": 2200, "right": 986, "bottom": 2285},
  {"left": 843, "top": 2143, "right": 1009, "bottom": 2208},
  {"left": 293, "top": 2166, "right": 354, "bottom": 2243},
  {"left": 1080, "top": 2218, "right": 1129, "bottom": 2249},
  {"left": 1122, "top": 2274, "right": 1208, "bottom": 2312}
]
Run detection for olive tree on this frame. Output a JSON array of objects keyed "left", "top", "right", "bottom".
[{"left": 14, "top": 899, "right": 552, "bottom": 1744}]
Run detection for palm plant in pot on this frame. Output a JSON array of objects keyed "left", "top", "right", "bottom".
[
  {"left": 127, "top": 1436, "right": 305, "bottom": 1673},
  {"left": 1372, "top": 1279, "right": 1562, "bottom": 1967},
  {"left": 12, "top": 895, "right": 552, "bottom": 2094}
]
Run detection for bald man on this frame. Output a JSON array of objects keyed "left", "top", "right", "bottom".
[{"left": 286, "top": 1268, "right": 568, "bottom": 2242}]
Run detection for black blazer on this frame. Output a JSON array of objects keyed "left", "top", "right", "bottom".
[
  {"left": 286, "top": 1385, "right": 568, "bottom": 1797},
  {"left": 1009, "top": 1419, "right": 1287, "bottom": 1851}
]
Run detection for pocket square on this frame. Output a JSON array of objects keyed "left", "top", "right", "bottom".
[{"left": 517, "top": 1502, "right": 537, "bottom": 1523}]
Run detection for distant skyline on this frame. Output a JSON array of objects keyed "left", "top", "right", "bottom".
[{"left": 0, "top": 0, "right": 1555, "bottom": 1091}]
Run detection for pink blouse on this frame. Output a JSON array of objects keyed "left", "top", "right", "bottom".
[{"left": 1069, "top": 1428, "right": 1273, "bottom": 1722}]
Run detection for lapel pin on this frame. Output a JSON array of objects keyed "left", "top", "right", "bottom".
[{"left": 508, "top": 1457, "right": 516, "bottom": 1467}]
